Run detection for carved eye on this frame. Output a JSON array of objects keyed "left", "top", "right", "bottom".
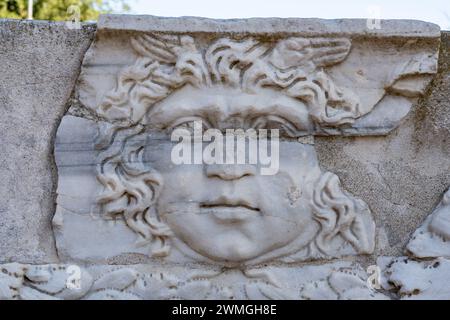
[
  {"left": 167, "top": 116, "right": 211, "bottom": 135},
  {"left": 251, "top": 115, "right": 302, "bottom": 138}
]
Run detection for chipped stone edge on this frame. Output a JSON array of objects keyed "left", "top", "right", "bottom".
[{"left": 98, "top": 14, "right": 441, "bottom": 38}]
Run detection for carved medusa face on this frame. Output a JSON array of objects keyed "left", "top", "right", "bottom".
[
  {"left": 95, "top": 34, "right": 374, "bottom": 266},
  {"left": 144, "top": 85, "right": 321, "bottom": 264}
]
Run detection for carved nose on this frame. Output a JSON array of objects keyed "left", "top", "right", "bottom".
[{"left": 206, "top": 164, "right": 256, "bottom": 180}]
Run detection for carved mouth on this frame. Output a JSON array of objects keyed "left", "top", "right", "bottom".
[
  {"left": 200, "top": 203, "right": 260, "bottom": 211},
  {"left": 200, "top": 200, "right": 260, "bottom": 223}
]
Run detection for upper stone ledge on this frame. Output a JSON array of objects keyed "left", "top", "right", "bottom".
[
  {"left": 98, "top": 14, "right": 441, "bottom": 38},
  {"left": 0, "top": 18, "right": 96, "bottom": 28}
]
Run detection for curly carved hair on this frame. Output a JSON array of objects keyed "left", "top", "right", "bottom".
[{"left": 94, "top": 34, "right": 371, "bottom": 259}]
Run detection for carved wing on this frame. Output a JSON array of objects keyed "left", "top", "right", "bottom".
[
  {"left": 269, "top": 37, "right": 351, "bottom": 71},
  {"left": 130, "top": 33, "right": 197, "bottom": 63}
]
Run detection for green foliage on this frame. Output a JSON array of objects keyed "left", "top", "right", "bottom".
[{"left": 0, "top": 0, "right": 130, "bottom": 21}]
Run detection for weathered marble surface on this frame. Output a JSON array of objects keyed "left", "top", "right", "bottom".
[
  {"left": 54, "top": 115, "right": 376, "bottom": 264},
  {"left": 407, "top": 188, "right": 450, "bottom": 258},
  {"left": 99, "top": 15, "right": 440, "bottom": 37},
  {"left": 379, "top": 257, "right": 450, "bottom": 299},
  {"left": 0, "top": 261, "right": 387, "bottom": 300},
  {"left": 54, "top": 16, "right": 440, "bottom": 267},
  {"left": 1, "top": 15, "right": 450, "bottom": 300}
]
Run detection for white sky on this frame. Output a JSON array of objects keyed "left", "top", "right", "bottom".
[{"left": 125, "top": 0, "right": 450, "bottom": 30}]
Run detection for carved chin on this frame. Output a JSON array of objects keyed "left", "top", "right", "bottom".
[
  {"left": 163, "top": 219, "right": 274, "bottom": 263},
  {"left": 161, "top": 213, "right": 319, "bottom": 265},
  {"left": 201, "top": 237, "right": 266, "bottom": 263}
]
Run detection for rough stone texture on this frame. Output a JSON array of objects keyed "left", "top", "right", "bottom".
[
  {"left": 0, "top": 20, "right": 96, "bottom": 263},
  {"left": 315, "top": 31, "right": 450, "bottom": 262}
]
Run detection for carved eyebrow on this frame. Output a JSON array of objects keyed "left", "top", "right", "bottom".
[
  {"left": 147, "top": 92, "right": 311, "bottom": 133},
  {"left": 250, "top": 114, "right": 308, "bottom": 137},
  {"left": 240, "top": 99, "right": 312, "bottom": 132}
]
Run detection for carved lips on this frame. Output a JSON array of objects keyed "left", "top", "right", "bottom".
[{"left": 200, "top": 197, "right": 260, "bottom": 223}]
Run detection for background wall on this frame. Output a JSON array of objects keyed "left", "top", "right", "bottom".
[{"left": 0, "top": 20, "right": 95, "bottom": 263}]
